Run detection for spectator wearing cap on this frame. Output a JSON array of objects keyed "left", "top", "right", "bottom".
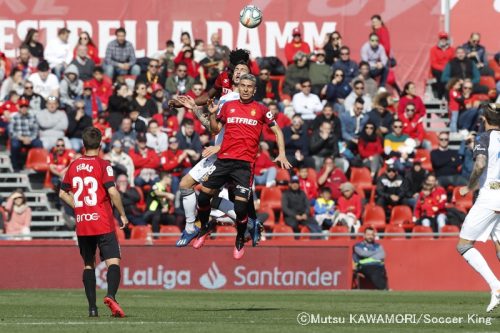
[
  {"left": 129, "top": 132, "right": 161, "bottom": 187},
  {"left": 255, "top": 68, "right": 281, "bottom": 105},
  {"left": 136, "top": 58, "right": 162, "bottom": 90},
  {"left": 8, "top": 98, "right": 43, "bottom": 171},
  {"left": 111, "top": 117, "right": 137, "bottom": 152},
  {"left": 317, "top": 156, "right": 347, "bottom": 201},
  {"left": 48, "top": 137, "right": 75, "bottom": 188},
  {"left": 0, "top": 68, "right": 25, "bottom": 101},
  {"left": 82, "top": 80, "right": 103, "bottom": 119},
  {"left": 334, "top": 182, "right": 362, "bottom": 233},
  {"left": 88, "top": 66, "right": 113, "bottom": 107},
  {"left": 308, "top": 49, "right": 332, "bottom": 96},
  {"left": 375, "top": 164, "right": 411, "bottom": 216},
  {"left": 131, "top": 81, "right": 158, "bottom": 120},
  {"left": 284, "top": 28, "right": 311, "bottom": 65},
  {"left": 166, "top": 62, "right": 195, "bottom": 96},
  {"left": 103, "top": 27, "right": 141, "bottom": 79},
  {"left": 292, "top": 79, "right": 323, "bottom": 121},
  {"left": 282, "top": 175, "right": 322, "bottom": 235},
  {"left": 176, "top": 118, "right": 202, "bottom": 164},
  {"left": 44, "top": 27, "right": 72, "bottom": 78},
  {"left": 160, "top": 136, "right": 191, "bottom": 193},
  {"left": 344, "top": 79, "right": 372, "bottom": 114},
  {"left": 430, "top": 32, "right": 455, "bottom": 99},
  {"left": 21, "top": 81, "right": 45, "bottom": 112},
  {"left": 66, "top": 99, "right": 92, "bottom": 152},
  {"left": 325, "top": 68, "right": 352, "bottom": 113},
  {"left": 146, "top": 120, "right": 168, "bottom": 154},
  {"left": 332, "top": 46, "right": 359, "bottom": 84},
  {"left": 28, "top": 60, "right": 59, "bottom": 100},
  {"left": 283, "top": 51, "right": 310, "bottom": 96},
  {"left": 36, "top": 96, "right": 69, "bottom": 150},
  {"left": 367, "top": 92, "right": 393, "bottom": 136},
  {"left": 107, "top": 82, "right": 131, "bottom": 131},
  {"left": 397, "top": 82, "right": 426, "bottom": 121},
  {"left": 104, "top": 139, "right": 135, "bottom": 185},
  {"left": 430, "top": 132, "right": 467, "bottom": 188},
  {"left": 360, "top": 33, "right": 388, "bottom": 88},
  {"left": 59, "top": 64, "right": 83, "bottom": 109},
  {"left": 70, "top": 44, "right": 96, "bottom": 81}
]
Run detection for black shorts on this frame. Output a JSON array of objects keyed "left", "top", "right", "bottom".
[
  {"left": 77, "top": 231, "right": 121, "bottom": 264},
  {"left": 203, "top": 159, "right": 252, "bottom": 199}
]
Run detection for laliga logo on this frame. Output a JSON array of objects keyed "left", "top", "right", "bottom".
[
  {"left": 95, "top": 261, "right": 108, "bottom": 289},
  {"left": 199, "top": 262, "right": 227, "bottom": 289}
]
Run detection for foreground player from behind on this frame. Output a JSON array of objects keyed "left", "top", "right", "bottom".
[
  {"left": 59, "top": 127, "right": 128, "bottom": 318},
  {"left": 458, "top": 103, "right": 500, "bottom": 313}
]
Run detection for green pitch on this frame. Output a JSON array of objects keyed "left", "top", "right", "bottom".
[{"left": 0, "top": 290, "right": 498, "bottom": 332}]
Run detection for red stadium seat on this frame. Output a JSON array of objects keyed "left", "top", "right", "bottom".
[
  {"left": 159, "top": 225, "right": 181, "bottom": 241},
  {"left": 115, "top": 228, "right": 126, "bottom": 241},
  {"left": 130, "top": 225, "right": 152, "bottom": 240},
  {"left": 384, "top": 225, "right": 406, "bottom": 239},
  {"left": 213, "top": 225, "right": 235, "bottom": 241},
  {"left": 452, "top": 187, "right": 473, "bottom": 211},
  {"left": 423, "top": 131, "right": 439, "bottom": 150},
  {"left": 25, "top": 148, "right": 49, "bottom": 172},
  {"left": 298, "top": 225, "right": 311, "bottom": 240},
  {"left": 258, "top": 205, "right": 276, "bottom": 229},
  {"left": 329, "top": 225, "right": 350, "bottom": 240},
  {"left": 307, "top": 168, "right": 317, "bottom": 184},
  {"left": 412, "top": 225, "right": 434, "bottom": 239},
  {"left": 350, "top": 167, "right": 373, "bottom": 192},
  {"left": 276, "top": 168, "right": 290, "bottom": 184},
  {"left": 43, "top": 170, "right": 54, "bottom": 189},
  {"left": 440, "top": 225, "right": 460, "bottom": 238},
  {"left": 272, "top": 224, "right": 295, "bottom": 240},
  {"left": 414, "top": 149, "right": 433, "bottom": 171},
  {"left": 389, "top": 205, "right": 414, "bottom": 231},
  {"left": 362, "top": 205, "right": 386, "bottom": 231},
  {"left": 260, "top": 187, "right": 282, "bottom": 210},
  {"left": 489, "top": 58, "right": 500, "bottom": 81}
]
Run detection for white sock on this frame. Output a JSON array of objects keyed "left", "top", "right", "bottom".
[
  {"left": 216, "top": 198, "right": 237, "bottom": 220},
  {"left": 182, "top": 192, "right": 197, "bottom": 233},
  {"left": 463, "top": 248, "right": 500, "bottom": 291}
]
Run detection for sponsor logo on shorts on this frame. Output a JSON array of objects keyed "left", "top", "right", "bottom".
[
  {"left": 236, "top": 185, "right": 251, "bottom": 197},
  {"left": 76, "top": 213, "right": 100, "bottom": 223}
]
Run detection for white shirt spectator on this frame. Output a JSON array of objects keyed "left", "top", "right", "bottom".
[
  {"left": 44, "top": 37, "right": 73, "bottom": 69},
  {"left": 28, "top": 72, "right": 59, "bottom": 100},
  {"left": 344, "top": 92, "right": 373, "bottom": 114},
  {"left": 292, "top": 92, "right": 323, "bottom": 120},
  {"left": 146, "top": 131, "right": 168, "bottom": 154}
]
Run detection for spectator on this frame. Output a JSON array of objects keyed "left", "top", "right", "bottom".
[
  {"left": 88, "top": 66, "right": 112, "bottom": 107},
  {"left": 66, "top": 100, "right": 92, "bottom": 152},
  {"left": 313, "top": 187, "right": 335, "bottom": 230},
  {"left": 15, "top": 46, "right": 37, "bottom": 80},
  {"left": 160, "top": 136, "right": 191, "bottom": 193},
  {"left": 103, "top": 27, "right": 141, "bottom": 79},
  {"left": 8, "top": 98, "right": 43, "bottom": 171},
  {"left": 283, "top": 114, "right": 315, "bottom": 168},
  {"left": 457, "top": 79, "right": 480, "bottom": 132},
  {"left": 36, "top": 96, "right": 69, "bottom": 150},
  {"left": 332, "top": 46, "right": 359, "bottom": 84},
  {"left": 441, "top": 47, "right": 480, "bottom": 90},
  {"left": 115, "top": 174, "right": 145, "bottom": 226},
  {"left": 367, "top": 94, "right": 392, "bottom": 136},
  {"left": 310, "top": 120, "right": 340, "bottom": 170},
  {"left": 462, "top": 32, "right": 488, "bottom": 73},
  {"left": 325, "top": 68, "right": 352, "bottom": 112},
  {"left": 136, "top": 58, "right": 162, "bottom": 89},
  {"left": 284, "top": 28, "right": 311, "bottom": 65},
  {"left": 340, "top": 97, "right": 369, "bottom": 151},
  {"left": 430, "top": 32, "right": 455, "bottom": 99},
  {"left": 59, "top": 64, "right": 83, "bottom": 109},
  {"left": 193, "top": 39, "right": 207, "bottom": 63},
  {"left": 129, "top": 108, "right": 147, "bottom": 134},
  {"left": 397, "top": 81, "right": 426, "bottom": 121},
  {"left": 44, "top": 27, "right": 72, "bottom": 78},
  {"left": 400, "top": 102, "right": 425, "bottom": 147},
  {"left": 322, "top": 31, "right": 342, "bottom": 65},
  {"left": 157, "top": 40, "right": 176, "bottom": 77},
  {"left": 199, "top": 44, "right": 224, "bottom": 89},
  {"left": 70, "top": 45, "right": 95, "bottom": 81},
  {"left": 255, "top": 68, "right": 280, "bottom": 104},
  {"left": 353, "top": 226, "right": 388, "bottom": 290},
  {"left": 357, "top": 61, "right": 378, "bottom": 98},
  {"left": 414, "top": 174, "right": 447, "bottom": 232},
  {"left": 357, "top": 121, "right": 384, "bottom": 177},
  {"left": 166, "top": 62, "right": 194, "bottom": 96},
  {"left": 0, "top": 91, "right": 20, "bottom": 129},
  {"left": 283, "top": 51, "right": 310, "bottom": 96},
  {"left": 176, "top": 119, "right": 202, "bottom": 163},
  {"left": 383, "top": 119, "right": 412, "bottom": 164},
  {"left": 82, "top": 80, "right": 103, "bottom": 119},
  {"left": 334, "top": 182, "right": 362, "bottom": 233},
  {"left": 48, "top": 138, "right": 74, "bottom": 188},
  {"left": 131, "top": 82, "right": 158, "bottom": 119},
  {"left": 21, "top": 81, "right": 45, "bottom": 112},
  {"left": 107, "top": 82, "right": 131, "bottom": 131},
  {"left": 21, "top": 28, "right": 44, "bottom": 60},
  {"left": 146, "top": 119, "right": 168, "bottom": 154},
  {"left": 309, "top": 49, "right": 332, "bottom": 95},
  {"left": 2, "top": 190, "right": 31, "bottom": 236},
  {"left": 458, "top": 131, "right": 476, "bottom": 179},
  {"left": 174, "top": 46, "right": 206, "bottom": 87},
  {"left": 254, "top": 142, "right": 277, "bottom": 187},
  {"left": 144, "top": 172, "right": 177, "bottom": 233},
  {"left": 404, "top": 158, "right": 429, "bottom": 202},
  {"left": 292, "top": 79, "right": 323, "bottom": 121},
  {"left": 360, "top": 33, "right": 388, "bottom": 88},
  {"left": 28, "top": 60, "right": 59, "bottom": 99},
  {"left": 111, "top": 117, "right": 137, "bottom": 152},
  {"left": 0, "top": 68, "right": 24, "bottom": 101},
  {"left": 298, "top": 166, "right": 318, "bottom": 203},
  {"left": 72, "top": 31, "right": 100, "bottom": 65},
  {"left": 344, "top": 79, "right": 372, "bottom": 113},
  {"left": 282, "top": 175, "right": 321, "bottom": 234},
  {"left": 129, "top": 133, "right": 161, "bottom": 187},
  {"left": 430, "top": 132, "right": 467, "bottom": 188},
  {"left": 317, "top": 156, "right": 347, "bottom": 201},
  {"left": 376, "top": 164, "right": 411, "bottom": 216},
  {"left": 447, "top": 77, "right": 463, "bottom": 133},
  {"left": 371, "top": 14, "right": 391, "bottom": 57},
  {"left": 151, "top": 83, "right": 167, "bottom": 115},
  {"left": 94, "top": 112, "right": 112, "bottom": 150},
  {"left": 210, "top": 32, "right": 231, "bottom": 62},
  {"left": 310, "top": 104, "right": 341, "bottom": 135},
  {"left": 262, "top": 102, "right": 291, "bottom": 151},
  {"left": 104, "top": 140, "right": 135, "bottom": 185}
]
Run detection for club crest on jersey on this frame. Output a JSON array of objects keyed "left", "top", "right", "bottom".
[
  {"left": 250, "top": 109, "right": 256, "bottom": 116},
  {"left": 76, "top": 163, "right": 94, "bottom": 173}
]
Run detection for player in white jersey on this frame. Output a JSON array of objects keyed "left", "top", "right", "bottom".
[{"left": 457, "top": 103, "right": 500, "bottom": 312}]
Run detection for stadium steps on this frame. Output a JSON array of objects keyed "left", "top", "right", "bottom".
[
  {"left": 30, "top": 211, "right": 65, "bottom": 227},
  {"left": 0, "top": 153, "right": 13, "bottom": 173}
]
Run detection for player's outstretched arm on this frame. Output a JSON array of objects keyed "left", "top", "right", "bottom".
[
  {"left": 460, "top": 154, "right": 487, "bottom": 196},
  {"left": 58, "top": 189, "right": 75, "bottom": 209},
  {"left": 270, "top": 124, "right": 292, "bottom": 169},
  {"left": 208, "top": 100, "right": 223, "bottom": 135},
  {"left": 175, "top": 95, "right": 211, "bottom": 131},
  {"left": 108, "top": 186, "right": 129, "bottom": 229}
]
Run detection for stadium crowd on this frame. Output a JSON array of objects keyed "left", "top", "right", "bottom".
[{"left": 1, "top": 14, "right": 500, "bottom": 238}]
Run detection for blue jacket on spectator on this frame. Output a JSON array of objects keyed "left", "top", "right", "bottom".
[
  {"left": 458, "top": 141, "right": 474, "bottom": 179},
  {"left": 283, "top": 125, "right": 310, "bottom": 157},
  {"left": 332, "top": 59, "right": 359, "bottom": 83},
  {"left": 340, "top": 111, "right": 369, "bottom": 142},
  {"left": 325, "top": 81, "right": 352, "bottom": 105}
]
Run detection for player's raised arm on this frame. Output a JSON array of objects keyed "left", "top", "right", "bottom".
[
  {"left": 208, "top": 99, "right": 223, "bottom": 135},
  {"left": 107, "top": 186, "right": 128, "bottom": 229},
  {"left": 175, "top": 95, "right": 211, "bottom": 131},
  {"left": 270, "top": 122, "right": 292, "bottom": 169}
]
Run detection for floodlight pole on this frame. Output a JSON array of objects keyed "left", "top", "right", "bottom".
[{"left": 444, "top": 0, "right": 450, "bottom": 34}]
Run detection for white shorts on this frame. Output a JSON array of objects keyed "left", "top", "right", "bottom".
[
  {"left": 188, "top": 156, "right": 216, "bottom": 183},
  {"left": 460, "top": 204, "right": 500, "bottom": 242}
]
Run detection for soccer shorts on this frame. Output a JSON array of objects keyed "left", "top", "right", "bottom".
[
  {"left": 459, "top": 204, "right": 500, "bottom": 242},
  {"left": 188, "top": 156, "right": 217, "bottom": 183},
  {"left": 78, "top": 231, "right": 121, "bottom": 264},
  {"left": 203, "top": 159, "right": 253, "bottom": 199}
]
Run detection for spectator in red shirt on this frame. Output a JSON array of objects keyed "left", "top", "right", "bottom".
[
  {"left": 153, "top": 103, "right": 179, "bottom": 137},
  {"left": 262, "top": 102, "right": 291, "bottom": 151},
  {"left": 298, "top": 166, "right": 318, "bottom": 203},
  {"left": 254, "top": 142, "right": 277, "bottom": 187},
  {"left": 317, "top": 156, "right": 347, "bottom": 201},
  {"left": 371, "top": 15, "right": 391, "bottom": 57},
  {"left": 88, "top": 66, "right": 112, "bottom": 107},
  {"left": 129, "top": 133, "right": 161, "bottom": 187},
  {"left": 430, "top": 32, "right": 455, "bottom": 99},
  {"left": 284, "top": 28, "right": 311, "bottom": 65},
  {"left": 48, "top": 138, "right": 75, "bottom": 188},
  {"left": 73, "top": 31, "right": 100, "bottom": 65},
  {"left": 93, "top": 112, "right": 113, "bottom": 149},
  {"left": 183, "top": 82, "right": 207, "bottom": 134},
  {"left": 397, "top": 82, "right": 426, "bottom": 121},
  {"left": 160, "top": 136, "right": 191, "bottom": 194},
  {"left": 334, "top": 182, "right": 362, "bottom": 233},
  {"left": 174, "top": 46, "right": 206, "bottom": 88},
  {"left": 357, "top": 121, "right": 384, "bottom": 177},
  {"left": 447, "top": 78, "right": 463, "bottom": 132},
  {"left": 400, "top": 102, "right": 425, "bottom": 147},
  {"left": 0, "top": 91, "right": 20, "bottom": 130},
  {"left": 414, "top": 174, "right": 447, "bottom": 232}
]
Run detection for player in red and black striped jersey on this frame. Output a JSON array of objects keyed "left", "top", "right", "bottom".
[{"left": 60, "top": 127, "right": 128, "bottom": 318}]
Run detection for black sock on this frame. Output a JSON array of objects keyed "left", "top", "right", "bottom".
[
  {"left": 247, "top": 195, "right": 257, "bottom": 220},
  {"left": 106, "top": 265, "right": 121, "bottom": 299},
  {"left": 236, "top": 221, "right": 247, "bottom": 237},
  {"left": 83, "top": 269, "right": 96, "bottom": 309}
]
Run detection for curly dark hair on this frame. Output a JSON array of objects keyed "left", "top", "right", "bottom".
[{"left": 229, "top": 48, "right": 250, "bottom": 67}]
